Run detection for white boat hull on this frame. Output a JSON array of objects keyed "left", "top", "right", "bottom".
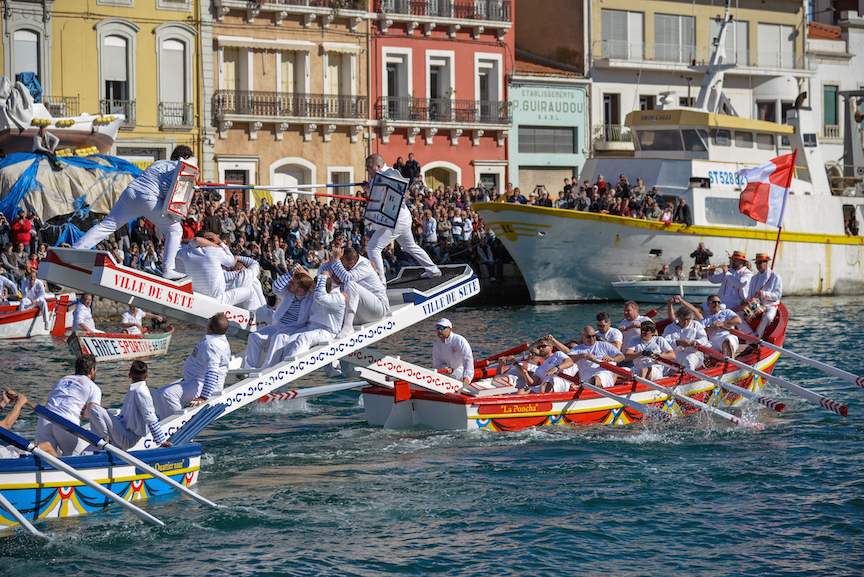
[
  {"left": 611, "top": 279, "right": 717, "bottom": 303},
  {"left": 0, "top": 296, "right": 75, "bottom": 339},
  {"left": 68, "top": 327, "right": 174, "bottom": 362}
]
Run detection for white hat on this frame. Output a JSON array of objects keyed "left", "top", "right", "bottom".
[{"left": 436, "top": 318, "right": 452, "bottom": 328}]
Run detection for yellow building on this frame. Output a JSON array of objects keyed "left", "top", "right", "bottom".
[
  {"left": 208, "top": 0, "right": 370, "bottom": 206},
  {"left": 1, "top": 0, "right": 201, "bottom": 165}
]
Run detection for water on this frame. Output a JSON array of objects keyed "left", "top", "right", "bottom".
[{"left": 1, "top": 297, "right": 864, "bottom": 576}]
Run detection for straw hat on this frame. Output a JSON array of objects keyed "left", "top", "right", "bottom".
[
  {"left": 754, "top": 253, "right": 771, "bottom": 262},
  {"left": 730, "top": 250, "right": 746, "bottom": 260}
]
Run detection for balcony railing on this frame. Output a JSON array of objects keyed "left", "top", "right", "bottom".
[
  {"left": 823, "top": 124, "right": 841, "bottom": 138},
  {"left": 159, "top": 102, "right": 194, "bottom": 129},
  {"left": 41, "top": 95, "right": 79, "bottom": 117},
  {"left": 269, "top": 0, "right": 366, "bottom": 6},
  {"left": 592, "top": 41, "right": 815, "bottom": 71},
  {"left": 375, "top": 96, "right": 512, "bottom": 124},
  {"left": 375, "top": 0, "right": 511, "bottom": 22},
  {"left": 214, "top": 90, "right": 367, "bottom": 119},
  {"left": 99, "top": 99, "right": 136, "bottom": 128},
  {"left": 593, "top": 124, "right": 633, "bottom": 144}
]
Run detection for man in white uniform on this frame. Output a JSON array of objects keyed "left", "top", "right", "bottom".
[
  {"left": 565, "top": 326, "right": 625, "bottom": 388},
  {"left": 662, "top": 306, "right": 709, "bottom": 370},
  {"left": 224, "top": 256, "right": 268, "bottom": 312},
  {"left": 679, "top": 296, "right": 743, "bottom": 359},
  {"left": 0, "top": 273, "right": 18, "bottom": 304},
  {"left": 709, "top": 250, "right": 753, "bottom": 310},
  {"left": 71, "top": 294, "right": 104, "bottom": 333},
  {"left": 88, "top": 361, "right": 172, "bottom": 450},
  {"left": 245, "top": 272, "right": 314, "bottom": 369},
  {"left": 19, "top": 269, "right": 49, "bottom": 330},
  {"left": 623, "top": 321, "right": 676, "bottom": 380},
  {"left": 73, "top": 145, "right": 194, "bottom": 280},
  {"left": 120, "top": 305, "right": 163, "bottom": 335},
  {"left": 618, "top": 301, "right": 651, "bottom": 350},
  {"left": 514, "top": 337, "right": 577, "bottom": 393},
  {"left": 177, "top": 232, "right": 258, "bottom": 306},
  {"left": 326, "top": 245, "right": 389, "bottom": 338},
  {"left": 595, "top": 312, "right": 624, "bottom": 351},
  {"left": 364, "top": 154, "right": 441, "bottom": 283},
  {"left": 35, "top": 354, "right": 101, "bottom": 456},
  {"left": 748, "top": 253, "right": 783, "bottom": 338},
  {"left": 153, "top": 313, "right": 231, "bottom": 419},
  {"left": 432, "top": 318, "right": 474, "bottom": 386}
]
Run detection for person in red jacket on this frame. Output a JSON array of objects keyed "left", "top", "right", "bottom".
[{"left": 9, "top": 210, "right": 32, "bottom": 246}]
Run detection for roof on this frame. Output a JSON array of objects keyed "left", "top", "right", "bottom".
[
  {"left": 514, "top": 52, "right": 583, "bottom": 77},
  {"left": 808, "top": 21, "right": 842, "bottom": 40}
]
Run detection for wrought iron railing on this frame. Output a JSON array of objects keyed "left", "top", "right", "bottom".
[
  {"left": 375, "top": 96, "right": 512, "bottom": 124},
  {"left": 269, "top": 0, "right": 366, "bottom": 7},
  {"left": 99, "top": 99, "right": 136, "bottom": 128},
  {"left": 158, "top": 102, "right": 194, "bottom": 128},
  {"left": 41, "top": 95, "right": 79, "bottom": 117},
  {"left": 592, "top": 124, "right": 633, "bottom": 143},
  {"left": 592, "top": 41, "right": 816, "bottom": 71},
  {"left": 214, "top": 90, "right": 367, "bottom": 119},
  {"left": 374, "top": 0, "right": 511, "bottom": 22}
]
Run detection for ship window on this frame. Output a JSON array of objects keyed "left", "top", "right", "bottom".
[
  {"left": 638, "top": 130, "right": 682, "bottom": 151},
  {"left": 756, "top": 133, "right": 774, "bottom": 150},
  {"left": 712, "top": 129, "right": 731, "bottom": 146},
  {"left": 682, "top": 129, "right": 707, "bottom": 151},
  {"left": 734, "top": 132, "right": 753, "bottom": 148},
  {"left": 705, "top": 197, "right": 757, "bottom": 227},
  {"left": 804, "top": 133, "right": 818, "bottom": 147}
]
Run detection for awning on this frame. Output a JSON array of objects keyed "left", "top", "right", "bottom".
[
  {"left": 216, "top": 36, "right": 315, "bottom": 52},
  {"left": 321, "top": 42, "right": 361, "bottom": 54}
]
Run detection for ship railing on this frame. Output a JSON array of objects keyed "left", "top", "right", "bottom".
[{"left": 592, "top": 41, "right": 815, "bottom": 71}]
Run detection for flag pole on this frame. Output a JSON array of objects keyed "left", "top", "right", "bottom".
[{"left": 770, "top": 148, "right": 798, "bottom": 270}]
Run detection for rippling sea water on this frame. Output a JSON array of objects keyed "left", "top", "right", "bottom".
[{"left": 1, "top": 297, "right": 863, "bottom": 576}]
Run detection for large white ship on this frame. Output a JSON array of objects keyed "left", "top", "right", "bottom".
[{"left": 476, "top": 5, "right": 864, "bottom": 302}]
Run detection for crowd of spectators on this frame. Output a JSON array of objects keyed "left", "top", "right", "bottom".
[{"left": 0, "top": 209, "right": 48, "bottom": 291}]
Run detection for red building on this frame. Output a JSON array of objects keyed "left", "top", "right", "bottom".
[{"left": 370, "top": 1, "right": 514, "bottom": 193}]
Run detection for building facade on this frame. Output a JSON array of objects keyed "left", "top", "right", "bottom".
[
  {"left": 207, "top": 0, "right": 369, "bottom": 206},
  {"left": 1, "top": 0, "right": 202, "bottom": 165},
  {"left": 369, "top": 0, "right": 514, "bottom": 193}
]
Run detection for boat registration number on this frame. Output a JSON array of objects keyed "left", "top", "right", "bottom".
[{"left": 707, "top": 171, "right": 747, "bottom": 186}]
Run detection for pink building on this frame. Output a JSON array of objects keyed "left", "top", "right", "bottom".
[{"left": 370, "top": 1, "right": 514, "bottom": 193}]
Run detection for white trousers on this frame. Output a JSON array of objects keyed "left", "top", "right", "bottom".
[
  {"left": 153, "top": 380, "right": 210, "bottom": 419},
  {"left": 262, "top": 327, "right": 334, "bottom": 368},
  {"left": 674, "top": 348, "right": 704, "bottom": 371},
  {"left": 88, "top": 405, "right": 139, "bottom": 451},
  {"left": 245, "top": 324, "right": 283, "bottom": 369},
  {"left": 73, "top": 189, "right": 183, "bottom": 277},
  {"left": 708, "top": 331, "right": 739, "bottom": 354},
  {"left": 755, "top": 306, "right": 778, "bottom": 338},
  {"left": 342, "top": 281, "right": 388, "bottom": 324},
  {"left": 19, "top": 297, "right": 48, "bottom": 323},
  {"left": 366, "top": 219, "right": 439, "bottom": 284},
  {"left": 223, "top": 265, "right": 265, "bottom": 309},
  {"left": 35, "top": 418, "right": 89, "bottom": 456}
]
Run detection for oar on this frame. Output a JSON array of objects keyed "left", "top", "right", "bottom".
[
  {"left": 698, "top": 345, "right": 848, "bottom": 417},
  {"left": 33, "top": 405, "right": 216, "bottom": 509},
  {"left": 257, "top": 380, "right": 370, "bottom": 403},
  {"left": 0, "top": 426, "right": 164, "bottom": 526},
  {"left": 557, "top": 372, "right": 671, "bottom": 422},
  {"left": 598, "top": 361, "right": 764, "bottom": 430},
  {"left": 730, "top": 328, "right": 864, "bottom": 389},
  {"left": 474, "top": 344, "right": 530, "bottom": 369},
  {"left": 0, "top": 491, "right": 44, "bottom": 537},
  {"left": 654, "top": 356, "right": 786, "bottom": 412}
]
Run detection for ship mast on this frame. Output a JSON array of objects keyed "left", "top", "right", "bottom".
[{"left": 693, "top": 0, "right": 738, "bottom": 115}]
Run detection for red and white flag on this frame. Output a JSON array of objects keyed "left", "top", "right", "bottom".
[{"left": 735, "top": 152, "right": 796, "bottom": 228}]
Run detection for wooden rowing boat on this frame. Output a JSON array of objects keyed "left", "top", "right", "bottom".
[
  {"left": 0, "top": 294, "right": 76, "bottom": 340},
  {"left": 67, "top": 326, "right": 174, "bottom": 362}
]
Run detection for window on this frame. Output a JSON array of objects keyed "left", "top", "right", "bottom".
[
  {"left": 13, "top": 30, "right": 40, "bottom": 84},
  {"left": 601, "top": 9, "right": 644, "bottom": 60},
  {"left": 679, "top": 96, "right": 695, "bottom": 107},
  {"left": 427, "top": 51, "right": 454, "bottom": 122},
  {"left": 757, "top": 101, "right": 776, "bottom": 122},
  {"left": 713, "top": 129, "right": 731, "bottom": 146},
  {"left": 758, "top": 23, "right": 795, "bottom": 69},
  {"left": 518, "top": 126, "right": 576, "bottom": 154},
  {"left": 637, "top": 130, "right": 682, "bottom": 151},
  {"left": 709, "top": 19, "right": 749, "bottom": 66},
  {"left": 824, "top": 85, "right": 838, "bottom": 126},
  {"left": 734, "top": 132, "right": 753, "bottom": 148},
  {"left": 155, "top": 23, "right": 196, "bottom": 129},
  {"left": 604, "top": 93, "right": 620, "bottom": 125},
  {"left": 682, "top": 129, "right": 708, "bottom": 152},
  {"left": 383, "top": 48, "right": 412, "bottom": 120},
  {"left": 756, "top": 133, "right": 775, "bottom": 150},
  {"left": 654, "top": 14, "right": 694, "bottom": 63},
  {"left": 97, "top": 19, "right": 139, "bottom": 127},
  {"left": 475, "top": 54, "right": 502, "bottom": 123},
  {"left": 639, "top": 95, "right": 655, "bottom": 111},
  {"left": 706, "top": 198, "right": 757, "bottom": 227}
]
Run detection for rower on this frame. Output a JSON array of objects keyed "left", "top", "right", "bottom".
[
  {"left": 0, "top": 273, "right": 17, "bottom": 305},
  {"left": 595, "top": 312, "right": 623, "bottom": 351},
  {"left": 623, "top": 320, "right": 675, "bottom": 380},
  {"left": 178, "top": 231, "right": 262, "bottom": 308},
  {"left": 0, "top": 389, "right": 58, "bottom": 458},
  {"left": 72, "top": 294, "right": 104, "bottom": 334},
  {"left": 618, "top": 301, "right": 651, "bottom": 350},
  {"left": 35, "top": 354, "right": 101, "bottom": 456},
  {"left": 566, "top": 326, "right": 625, "bottom": 388},
  {"left": 495, "top": 352, "right": 541, "bottom": 391},
  {"left": 120, "top": 305, "right": 163, "bottom": 335},
  {"left": 364, "top": 153, "right": 441, "bottom": 283},
  {"left": 325, "top": 245, "right": 389, "bottom": 338},
  {"left": 662, "top": 305, "right": 709, "bottom": 370},
  {"left": 19, "top": 269, "right": 49, "bottom": 331},
  {"left": 691, "top": 296, "right": 743, "bottom": 359},
  {"left": 88, "top": 361, "right": 172, "bottom": 450},
  {"left": 514, "top": 337, "right": 576, "bottom": 393},
  {"left": 708, "top": 250, "right": 753, "bottom": 310},
  {"left": 432, "top": 318, "right": 474, "bottom": 386},
  {"left": 244, "top": 271, "right": 313, "bottom": 370},
  {"left": 153, "top": 313, "right": 231, "bottom": 419},
  {"left": 748, "top": 253, "right": 782, "bottom": 338}
]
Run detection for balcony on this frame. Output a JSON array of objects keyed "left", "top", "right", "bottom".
[
  {"left": 100, "top": 99, "right": 136, "bottom": 129},
  {"left": 823, "top": 124, "right": 840, "bottom": 139},
  {"left": 376, "top": 96, "right": 511, "bottom": 124},
  {"left": 592, "top": 124, "right": 634, "bottom": 155},
  {"left": 159, "top": 102, "right": 194, "bottom": 130},
  {"left": 214, "top": 0, "right": 367, "bottom": 28},
  {"left": 375, "top": 0, "right": 511, "bottom": 22},
  {"left": 592, "top": 41, "right": 816, "bottom": 73},
  {"left": 215, "top": 91, "right": 367, "bottom": 119},
  {"left": 41, "top": 95, "right": 79, "bottom": 118}
]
